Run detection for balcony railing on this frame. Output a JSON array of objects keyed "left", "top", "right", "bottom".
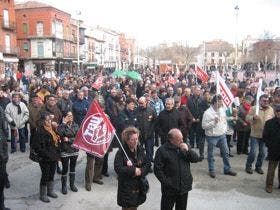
[
  {"left": 0, "top": 45, "right": 19, "bottom": 55},
  {"left": 1, "top": 19, "right": 16, "bottom": 31}
]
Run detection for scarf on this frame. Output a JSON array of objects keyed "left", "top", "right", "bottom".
[
  {"left": 43, "top": 125, "right": 60, "bottom": 147},
  {"left": 12, "top": 101, "right": 22, "bottom": 114}
]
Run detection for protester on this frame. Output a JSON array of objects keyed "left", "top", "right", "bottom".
[
  {"left": 0, "top": 106, "right": 10, "bottom": 210},
  {"left": 154, "top": 128, "right": 199, "bottom": 210},
  {"left": 34, "top": 111, "right": 60, "bottom": 203},
  {"left": 245, "top": 94, "right": 274, "bottom": 174},
  {"left": 28, "top": 92, "right": 43, "bottom": 149},
  {"left": 263, "top": 104, "right": 280, "bottom": 193},
  {"left": 72, "top": 90, "right": 90, "bottom": 126},
  {"left": 57, "top": 111, "right": 79, "bottom": 194},
  {"left": 202, "top": 95, "right": 237, "bottom": 178},
  {"left": 114, "top": 127, "right": 151, "bottom": 210},
  {"left": 5, "top": 92, "right": 29, "bottom": 153},
  {"left": 136, "top": 96, "right": 157, "bottom": 168},
  {"left": 156, "top": 98, "right": 184, "bottom": 145},
  {"left": 56, "top": 89, "right": 73, "bottom": 115},
  {"left": 236, "top": 95, "right": 253, "bottom": 155},
  {"left": 188, "top": 86, "right": 204, "bottom": 149}
]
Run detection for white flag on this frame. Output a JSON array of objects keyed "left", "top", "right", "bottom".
[
  {"left": 255, "top": 79, "right": 263, "bottom": 115},
  {"left": 217, "top": 72, "right": 234, "bottom": 108}
]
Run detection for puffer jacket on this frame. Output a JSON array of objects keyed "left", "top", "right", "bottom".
[
  {"left": 114, "top": 144, "right": 151, "bottom": 208},
  {"left": 5, "top": 101, "right": 29, "bottom": 129},
  {"left": 154, "top": 141, "right": 199, "bottom": 195},
  {"left": 57, "top": 122, "right": 79, "bottom": 155}
]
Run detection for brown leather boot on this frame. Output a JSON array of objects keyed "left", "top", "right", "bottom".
[{"left": 265, "top": 185, "right": 273, "bottom": 193}]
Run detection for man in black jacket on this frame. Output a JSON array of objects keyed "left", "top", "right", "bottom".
[
  {"left": 0, "top": 106, "right": 10, "bottom": 210},
  {"left": 188, "top": 86, "right": 204, "bottom": 149},
  {"left": 154, "top": 128, "right": 199, "bottom": 210},
  {"left": 136, "top": 97, "right": 157, "bottom": 165},
  {"left": 156, "top": 98, "right": 184, "bottom": 145}
]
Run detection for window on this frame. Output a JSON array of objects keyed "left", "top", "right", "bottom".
[
  {"left": 23, "top": 42, "right": 28, "bottom": 52},
  {"left": 211, "top": 52, "right": 215, "bottom": 57},
  {"left": 23, "top": 23, "right": 27, "bottom": 33},
  {"left": 5, "top": 35, "right": 10, "bottom": 53},
  {"left": 37, "top": 42, "right": 44, "bottom": 57},
  {"left": 3, "top": 9, "right": 9, "bottom": 27},
  {"left": 219, "top": 52, "right": 223, "bottom": 57},
  {"left": 36, "top": 22, "right": 43, "bottom": 36}
]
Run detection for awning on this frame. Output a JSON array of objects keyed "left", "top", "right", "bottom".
[{"left": 3, "top": 57, "right": 19, "bottom": 62}]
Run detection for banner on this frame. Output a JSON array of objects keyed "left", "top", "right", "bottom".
[
  {"left": 196, "top": 66, "right": 209, "bottom": 83},
  {"left": 72, "top": 100, "right": 115, "bottom": 158},
  {"left": 217, "top": 72, "right": 234, "bottom": 108},
  {"left": 92, "top": 75, "right": 103, "bottom": 90}
]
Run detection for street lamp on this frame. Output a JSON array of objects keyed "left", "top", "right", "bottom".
[
  {"left": 234, "top": 4, "right": 239, "bottom": 67},
  {"left": 76, "top": 10, "right": 81, "bottom": 74}
]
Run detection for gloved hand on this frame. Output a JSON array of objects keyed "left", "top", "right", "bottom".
[{"left": 10, "top": 121, "right": 16, "bottom": 127}]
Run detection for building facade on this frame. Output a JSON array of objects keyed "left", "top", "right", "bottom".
[
  {"left": 15, "top": 1, "right": 85, "bottom": 76},
  {"left": 0, "top": 0, "right": 18, "bottom": 78},
  {"left": 197, "top": 40, "right": 235, "bottom": 71}
]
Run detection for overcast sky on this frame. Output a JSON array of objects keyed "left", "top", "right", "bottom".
[{"left": 15, "top": 0, "right": 280, "bottom": 47}]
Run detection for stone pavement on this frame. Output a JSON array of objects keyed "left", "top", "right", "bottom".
[{"left": 4, "top": 145, "right": 280, "bottom": 210}]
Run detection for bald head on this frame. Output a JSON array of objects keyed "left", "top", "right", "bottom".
[{"left": 168, "top": 128, "right": 183, "bottom": 147}]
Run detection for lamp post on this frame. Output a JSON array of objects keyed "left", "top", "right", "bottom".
[
  {"left": 76, "top": 11, "right": 81, "bottom": 74},
  {"left": 234, "top": 4, "right": 239, "bottom": 67}
]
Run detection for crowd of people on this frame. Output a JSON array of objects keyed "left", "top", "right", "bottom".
[{"left": 0, "top": 67, "right": 280, "bottom": 210}]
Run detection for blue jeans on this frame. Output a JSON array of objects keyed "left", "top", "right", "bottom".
[
  {"left": 245, "top": 137, "right": 265, "bottom": 170},
  {"left": 11, "top": 128, "right": 26, "bottom": 152},
  {"left": 206, "top": 135, "right": 231, "bottom": 173},
  {"left": 141, "top": 137, "right": 154, "bottom": 163}
]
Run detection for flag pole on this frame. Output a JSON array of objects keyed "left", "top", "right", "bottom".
[
  {"left": 94, "top": 100, "right": 130, "bottom": 161},
  {"left": 114, "top": 133, "right": 130, "bottom": 161}
]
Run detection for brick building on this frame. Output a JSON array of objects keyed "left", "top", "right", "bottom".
[
  {"left": 0, "top": 0, "right": 18, "bottom": 78},
  {"left": 15, "top": 1, "right": 85, "bottom": 76}
]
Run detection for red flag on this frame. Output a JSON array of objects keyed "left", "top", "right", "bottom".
[
  {"left": 92, "top": 75, "right": 103, "bottom": 89},
  {"left": 168, "top": 76, "right": 176, "bottom": 85},
  {"left": 72, "top": 100, "right": 115, "bottom": 158},
  {"left": 196, "top": 66, "right": 209, "bottom": 83}
]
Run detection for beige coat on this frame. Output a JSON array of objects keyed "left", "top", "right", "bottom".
[{"left": 246, "top": 105, "right": 274, "bottom": 138}]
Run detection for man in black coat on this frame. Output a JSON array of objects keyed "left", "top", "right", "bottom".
[
  {"left": 263, "top": 105, "right": 280, "bottom": 193},
  {"left": 187, "top": 86, "right": 204, "bottom": 148},
  {"left": 154, "top": 128, "right": 199, "bottom": 210},
  {"left": 0, "top": 106, "right": 10, "bottom": 210},
  {"left": 136, "top": 96, "right": 157, "bottom": 164},
  {"left": 156, "top": 98, "right": 184, "bottom": 145}
]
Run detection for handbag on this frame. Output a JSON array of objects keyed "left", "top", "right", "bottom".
[
  {"left": 139, "top": 177, "right": 149, "bottom": 194},
  {"left": 29, "top": 148, "right": 42, "bottom": 163}
]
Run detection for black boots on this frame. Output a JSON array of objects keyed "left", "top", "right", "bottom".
[
  {"left": 47, "top": 181, "right": 58, "bottom": 198},
  {"left": 61, "top": 175, "right": 67, "bottom": 195},
  {"left": 39, "top": 185, "right": 50, "bottom": 203},
  {"left": 69, "top": 172, "right": 78, "bottom": 192}
]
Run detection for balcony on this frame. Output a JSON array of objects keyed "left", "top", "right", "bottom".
[
  {"left": 0, "top": 45, "right": 19, "bottom": 55},
  {"left": 1, "top": 19, "right": 16, "bottom": 31}
]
